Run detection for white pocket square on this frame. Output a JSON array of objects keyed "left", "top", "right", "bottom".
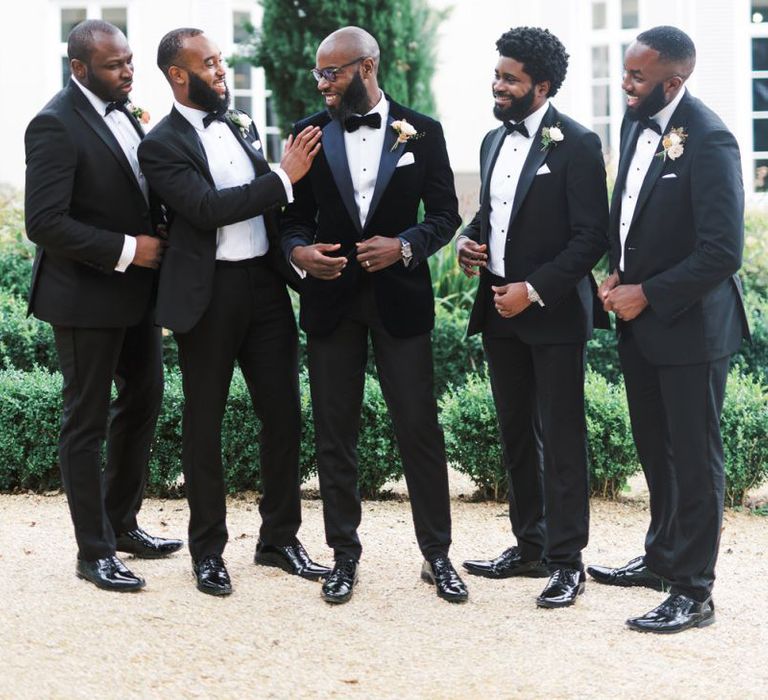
[
  {"left": 252, "top": 139, "right": 262, "bottom": 150},
  {"left": 535, "top": 164, "right": 551, "bottom": 175},
  {"left": 661, "top": 173, "right": 677, "bottom": 179},
  {"left": 396, "top": 152, "right": 415, "bottom": 168}
]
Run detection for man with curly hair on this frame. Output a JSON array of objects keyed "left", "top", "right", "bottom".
[
  {"left": 458, "top": 27, "right": 609, "bottom": 608},
  {"left": 591, "top": 26, "right": 749, "bottom": 633}
]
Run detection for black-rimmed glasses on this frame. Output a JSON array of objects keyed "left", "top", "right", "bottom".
[{"left": 311, "top": 57, "right": 366, "bottom": 83}]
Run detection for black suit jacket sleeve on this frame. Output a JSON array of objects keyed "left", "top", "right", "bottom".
[
  {"left": 137, "top": 130, "right": 287, "bottom": 232},
  {"left": 25, "top": 113, "right": 124, "bottom": 272},
  {"left": 526, "top": 131, "right": 608, "bottom": 307},
  {"left": 397, "top": 121, "right": 462, "bottom": 266},
  {"left": 461, "top": 130, "right": 494, "bottom": 245},
  {"left": 642, "top": 129, "right": 743, "bottom": 323}
]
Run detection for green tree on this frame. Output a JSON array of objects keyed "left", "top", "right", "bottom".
[{"left": 238, "top": 0, "right": 448, "bottom": 135}]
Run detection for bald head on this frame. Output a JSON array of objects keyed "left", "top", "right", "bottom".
[{"left": 318, "top": 26, "right": 380, "bottom": 73}]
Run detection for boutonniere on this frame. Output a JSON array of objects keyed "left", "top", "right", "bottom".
[
  {"left": 126, "top": 101, "right": 150, "bottom": 125},
  {"left": 228, "top": 110, "right": 253, "bottom": 138},
  {"left": 390, "top": 119, "right": 423, "bottom": 151},
  {"left": 540, "top": 123, "right": 564, "bottom": 151},
  {"left": 656, "top": 126, "right": 687, "bottom": 161}
]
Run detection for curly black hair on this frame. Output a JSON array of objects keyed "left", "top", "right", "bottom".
[{"left": 495, "top": 27, "right": 569, "bottom": 97}]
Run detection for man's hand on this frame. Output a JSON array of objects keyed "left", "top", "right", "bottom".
[
  {"left": 604, "top": 284, "right": 648, "bottom": 321},
  {"left": 291, "top": 243, "right": 346, "bottom": 280},
  {"left": 598, "top": 270, "right": 620, "bottom": 310},
  {"left": 492, "top": 282, "right": 531, "bottom": 318},
  {"left": 280, "top": 126, "right": 322, "bottom": 183},
  {"left": 133, "top": 234, "right": 167, "bottom": 269},
  {"left": 457, "top": 238, "right": 487, "bottom": 278},
  {"left": 356, "top": 236, "right": 402, "bottom": 273}
]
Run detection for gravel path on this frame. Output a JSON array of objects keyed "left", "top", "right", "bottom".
[{"left": 1, "top": 482, "right": 767, "bottom": 699}]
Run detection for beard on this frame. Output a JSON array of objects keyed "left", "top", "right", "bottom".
[
  {"left": 493, "top": 84, "right": 536, "bottom": 123},
  {"left": 188, "top": 71, "right": 230, "bottom": 114},
  {"left": 83, "top": 67, "right": 129, "bottom": 103},
  {"left": 626, "top": 81, "right": 667, "bottom": 122},
  {"left": 327, "top": 72, "right": 371, "bottom": 124}
]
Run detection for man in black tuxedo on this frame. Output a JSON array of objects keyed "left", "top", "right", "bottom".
[
  {"left": 281, "top": 26, "right": 467, "bottom": 605},
  {"left": 457, "top": 27, "right": 609, "bottom": 608},
  {"left": 138, "top": 28, "right": 328, "bottom": 596},
  {"left": 590, "top": 26, "right": 749, "bottom": 633},
  {"left": 24, "top": 20, "right": 182, "bottom": 592}
]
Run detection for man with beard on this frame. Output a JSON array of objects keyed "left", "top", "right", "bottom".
[
  {"left": 457, "top": 27, "right": 608, "bottom": 608},
  {"left": 138, "top": 28, "right": 328, "bottom": 595},
  {"left": 281, "top": 26, "right": 466, "bottom": 605},
  {"left": 590, "top": 26, "right": 749, "bottom": 633},
  {"left": 24, "top": 20, "right": 182, "bottom": 591}
]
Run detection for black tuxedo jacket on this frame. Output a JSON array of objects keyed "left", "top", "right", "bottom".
[
  {"left": 609, "top": 91, "right": 750, "bottom": 365},
  {"left": 280, "top": 96, "right": 461, "bottom": 338},
  {"left": 464, "top": 105, "right": 609, "bottom": 343},
  {"left": 24, "top": 80, "right": 159, "bottom": 327},
  {"left": 137, "top": 107, "right": 293, "bottom": 333}
]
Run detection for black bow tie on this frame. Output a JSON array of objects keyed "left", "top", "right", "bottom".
[
  {"left": 503, "top": 120, "right": 529, "bottom": 138},
  {"left": 344, "top": 113, "right": 382, "bottom": 132},
  {"left": 639, "top": 116, "right": 662, "bottom": 135},
  {"left": 105, "top": 101, "right": 129, "bottom": 117},
  {"left": 202, "top": 111, "right": 227, "bottom": 129}
]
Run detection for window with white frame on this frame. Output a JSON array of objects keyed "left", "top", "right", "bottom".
[
  {"left": 58, "top": 3, "right": 128, "bottom": 87},
  {"left": 750, "top": 2, "right": 768, "bottom": 192}
]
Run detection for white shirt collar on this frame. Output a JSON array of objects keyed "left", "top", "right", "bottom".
[
  {"left": 651, "top": 85, "right": 686, "bottom": 134},
  {"left": 72, "top": 76, "right": 112, "bottom": 117},
  {"left": 174, "top": 99, "right": 216, "bottom": 131},
  {"left": 512, "top": 99, "right": 550, "bottom": 138}
]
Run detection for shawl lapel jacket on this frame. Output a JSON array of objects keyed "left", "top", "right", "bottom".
[
  {"left": 608, "top": 91, "right": 750, "bottom": 365},
  {"left": 138, "top": 107, "right": 293, "bottom": 333},
  {"left": 280, "top": 95, "right": 462, "bottom": 338},
  {"left": 463, "top": 104, "right": 610, "bottom": 343},
  {"left": 24, "top": 80, "right": 160, "bottom": 326}
]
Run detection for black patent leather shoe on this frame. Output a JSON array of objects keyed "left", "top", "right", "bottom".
[
  {"left": 536, "top": 568, "right": 585, "bottom": 608},
  {"left": 193, "top": 554, "right": 232, "bottom": 596},
  {"left": 76, "top": 555, "right": 145, "bottom": 592},
  {"left": 321, "top": 558, "right": 358, "bottom": 604},
  {"left": 626, "top": 594, "right": 715, "bottom": 634},
  {"left": 587, "top": 556, "right": 669, "bottom": 591},
  {"left": 422, "top": 557, "right": 469, "bottom": 603},
  {"left": 463, "top": 546, "right": 548, "bottom": 579},
  {"left": 115, "top": 527, "right": 183, "bottom": 559},
  {"left": 254, "top": 539, "right": 331, "bottom": 581}
]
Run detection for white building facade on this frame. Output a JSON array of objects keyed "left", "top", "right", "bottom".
[{"left": 0, "top": 0, "right": 764, "bottom": 196}]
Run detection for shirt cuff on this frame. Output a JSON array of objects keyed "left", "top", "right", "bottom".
[
  {"left": 115, "top": 235, "right": 137, "bottom": 272},
  {"left": 289, "top": 249, "right": 307, "bottom": 279},
  {"left": 525, "top": 281, "right": 544, "bottom": 307},
  {"left": 455, "top": 234, "right": 469, "bottom": 253},
  {"left": 273, "top": 167, "right": 294, "bottom": 203}
]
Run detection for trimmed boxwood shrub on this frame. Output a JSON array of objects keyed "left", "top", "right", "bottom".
[
  {"left": 0, "top": 290, "right": 57, "bottom": 372},
  {"left": 731, "top": 290, "right": 768, "bottom": 386},
  {"left": 0, "top": 244, "right": 33, "bottom": 299},
  {"left": 441, "top": 369, "right": 639, "bottom": 501},
  {"left": 721, "top": 368, "right": 768, "bottom": 507},
  {"left": 431, "top": 304, "right": 485, "bottom": 396}
]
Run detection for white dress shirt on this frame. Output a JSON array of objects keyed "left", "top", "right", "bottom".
[
  {"left": 345, "top": 91, "right": 388, "bottom": 228},
  {"left": 619, "top": 86, "right": 687, "bottom": 271},
  {"left": 174, "top": 101, "right": 293, "bottom": 261},
  {"left": 72, "top": 77, "right": 147, "bottom": 272},
  {"left": 486, "top": 99, "right": 550, "bottom": 279}
]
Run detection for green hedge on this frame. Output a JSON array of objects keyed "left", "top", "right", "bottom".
[
  {"left": 0, "top": 290, "right": 57, "bottom": 372},
  {"left": 440, "top": 369, "right": 639, "bottom": 501},
  {"left": 0, "top": 239, "right": 33, "bottom": 299}
]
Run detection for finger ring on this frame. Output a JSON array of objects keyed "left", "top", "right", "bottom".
[{"left": 364, "top": 260, "right": 370, "bottom": 268}]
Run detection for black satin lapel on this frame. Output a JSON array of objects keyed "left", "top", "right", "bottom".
[
  {"left": 225, "top": 120, "right": 271, "bottom": 176},
  {"left": 507, "top": 107, "right": 554, "bottom": 227},
  {"left": 170, "top": 108, "right": 214, "bottom": 182},
  {"left": 609, "top": 122, "right": 641, "bottom": 234},
  {"left": 365, "top": 115, "right": 402, "bottom": 228},
  {"left": 322, "top": 119, "right": 362, "bottom": 234},
  {"left": 479, "top": 128, "right": 507, "bottom": 245},
  {"left": 629, "top": 141, "right": 666, "bottom": 228},
  {"left": 74, "top": 103, "right": 142, "bottom": 195}
]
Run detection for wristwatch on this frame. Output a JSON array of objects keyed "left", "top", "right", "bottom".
[
  {"left": 400, "top": 238, "right": 413, "bottom": 267},
  {"left": 525, "top": 282, "right": 543, "bottom": 306}
]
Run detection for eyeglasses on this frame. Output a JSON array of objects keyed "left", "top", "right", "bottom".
[{"left": 311, "top": 57, "right": 366, "bottom": 83}]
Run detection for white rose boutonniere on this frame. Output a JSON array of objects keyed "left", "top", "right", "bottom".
[
  {"left": 126, "top": 101, "right": 150, "bottom": 125},
  {"left": 228, "top": 111, "right": 253, "bottom": 138},
  {"left": 540, "top": 123, "right": 564, "bottom": 151},
  {"left": 656, "top": 126, "right": 687, "bottom": 161},
  {"left": 390, "top": 118, "right": 423, "bottom": 151}
]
